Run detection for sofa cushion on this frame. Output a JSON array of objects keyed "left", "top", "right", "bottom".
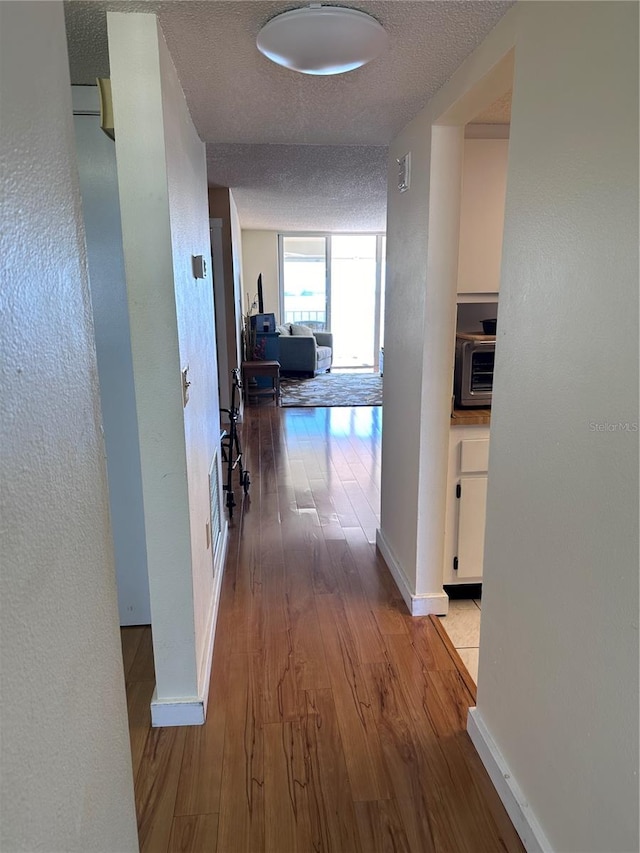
[
  {"left": 275, "top": 323, "right": 291, "bottom": 336},
  {"left": 290, "top": 323, "right": 314, "bottom": 337},
  {"left": 316, "top": 346, "right": 332, "bottom": 373}
]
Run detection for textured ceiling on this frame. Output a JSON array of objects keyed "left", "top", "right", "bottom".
[
  {"left": 64, "top": 1, "right": 513, "bottom": 230},
  {"left": 207, "top": 143, "right": 389, "bottom": 231}
]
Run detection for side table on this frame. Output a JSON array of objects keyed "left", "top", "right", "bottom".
[{"left": 241, "top": 360, "right": 281, "bottom": 406}]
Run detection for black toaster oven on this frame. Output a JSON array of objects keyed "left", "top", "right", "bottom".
[{"left": 454, "top": 332, "right": 496, "bottom": 408}]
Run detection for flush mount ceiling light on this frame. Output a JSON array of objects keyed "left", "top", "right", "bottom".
[{"left": 256, "top": 5, "right": 388, "bottom": 76}]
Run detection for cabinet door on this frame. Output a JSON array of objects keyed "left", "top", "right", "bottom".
[
  {"left": 457, "top": 139, "right": 509, "bottom": 294},
  {"left": 456, "top": 475, "right": 488, "bottom": 578}
]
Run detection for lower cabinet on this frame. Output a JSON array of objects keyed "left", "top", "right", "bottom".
[
  {"left": 457, "top": 475, "right": 488, "bottom": 578},
  {"left": 443, "top": 424, "right": 490, "bottom": 585}
]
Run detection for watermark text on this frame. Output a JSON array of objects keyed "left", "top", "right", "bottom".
[{"left": 589, "top": 421, "right": 638, "bottom": 433}]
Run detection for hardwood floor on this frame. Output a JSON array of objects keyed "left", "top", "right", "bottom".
[{"left": 121, "top": 405, "right": 523, "bottom": 853}]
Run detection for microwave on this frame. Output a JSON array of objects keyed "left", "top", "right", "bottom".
[{"left": 454, "top": 332, "right": 496, "bottom": 408}]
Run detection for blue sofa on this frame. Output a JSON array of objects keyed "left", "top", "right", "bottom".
[{"left": 276, "top": 323, "right": 333, "bottom": 377}]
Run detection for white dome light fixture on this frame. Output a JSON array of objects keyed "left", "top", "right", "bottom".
[{"left": 256, "top": 5, "right": 388, "bottom": 76}]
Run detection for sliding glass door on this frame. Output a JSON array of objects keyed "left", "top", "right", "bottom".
[
  {"left": 280, "top": 234, "right": 385, "bottom": 369},
  {"left": 330, "top": 235, "right": 377, "bottom": 368}
]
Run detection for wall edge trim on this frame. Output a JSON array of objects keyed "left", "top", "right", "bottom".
[
  {"left": 150, "top": 521, "right": 229, "bottom": 729},
  {"left": 376, "top": 528, "right": 449, "bottom": 616},
  {"left": 199, "top": 520, "right": 229, "bottom": 717},
  {"left": 467, "top": 707, "right": 553, "bottom": 853},
  {"left": 150, "top": 695, "right": 205, "bottom": 727}
]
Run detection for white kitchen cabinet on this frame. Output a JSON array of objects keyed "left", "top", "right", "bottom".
[
  {"left": 457, "top": 139, "right": 509, "bottom": 295},
  {"left": 457, "top": 475, "right": 488, "bottom": 578},
  {"left": 443, "top": 424, "right": 490, "bottom": 584}
]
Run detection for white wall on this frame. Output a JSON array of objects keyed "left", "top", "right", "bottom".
[
  {"left": 72, "top": 87, "right": 151, "bottom": 626},
  {"left": 382, "top": 1, "right": 638, "bottom": 849},
  {"left": 108, "top": 12, "right": 222, "bottom": 722},
  {"left": 161, "top": 30, "right": 223, "bottom": 704},
  {"left": 379, "top": 12, "right": 516, "bottom": 610},
  {"left": 242, "top": 230, "right": 280, "bottom": 320},
  {"left": 475, "top": 4, "right": 639, "bottom": 851},
  {"left": 0, "top": 3, "right": 138, "bottom": 849}
]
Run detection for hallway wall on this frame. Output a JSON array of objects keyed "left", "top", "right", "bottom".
[
  {"left": 0, "top": 2, "right": 138, "bottom": 849},
  {"left": 382, "top": 2, "right": 639, "bottom": 849},
  {"left": 108, "top": 11, "right": 222, "bottom": 720},
  {"left": 476, "top": 4, "right": 639, "bottom": 851},
  {"left": 380, "top": 9, "right": 517, "bottom": 610}
]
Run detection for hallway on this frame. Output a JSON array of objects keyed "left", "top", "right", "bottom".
[{"left": 123, "top": 405, "right": 523, "bottom": 852}]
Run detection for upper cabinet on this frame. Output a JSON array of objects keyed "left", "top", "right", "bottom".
[{"left": 457, "top": 138, "right": 509, "bottom": 295}]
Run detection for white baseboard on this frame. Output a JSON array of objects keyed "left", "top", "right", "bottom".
[
  {"left": 198, "top": 519, "right": 229, "bottom": 718},
  {"left": 151, "top": 521, "right": 229, "bottom": 728},
  {"left": 151, "top": 694, "right": 205, "bottom": 727},
  {"left": 375, "top": 528, "right": 449, "bottom": 616},
  {"left": 467, "top": 708, "right": 552, "bottom": 853}
]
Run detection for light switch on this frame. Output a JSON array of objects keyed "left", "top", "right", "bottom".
[
  {"left": 192, "top": 255, "right": 206, "bottom": 279},
  {"left": 397, "top": 152, "right": 411, "bottom": 193},
  {"left": 182, "top": 366, "right": 191, "bottom": 407}
]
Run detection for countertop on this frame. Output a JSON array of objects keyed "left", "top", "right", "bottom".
[{"left": 450, "top": 407, "right": 491, "bottom": 426}]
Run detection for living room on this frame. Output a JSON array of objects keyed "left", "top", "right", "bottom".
[{"left": 239, "top": 232, "right": 386, "bottom": 407}]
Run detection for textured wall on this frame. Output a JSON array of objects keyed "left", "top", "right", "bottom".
[
  {"left": 109, "top": 11, "right": 198, "bottom": 701},
  {"left": 160, "top": 25, "right": 220, "bottom": 696},
  {"left": 478, "top": 3, "right": 639, "bottom": 850},
  {"left": 380, "top": 116, "right": 431, "bottom": 590},
  {"left": 0, "top": 3, "right": 138, "bottom": 849},
  {"left": 108, "top": 12, "right": 218, "bottom": 706}
]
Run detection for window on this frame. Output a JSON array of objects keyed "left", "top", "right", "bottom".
[
  {"left": 280, "top": 236, "right": 327, "bottom": 330},
  {"left": 279, "top": 233, "right": 386, "bottom": 369}
]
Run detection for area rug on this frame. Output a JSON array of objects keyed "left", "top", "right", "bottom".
[{"left": 280, "top": 373, "right": 383, "bottom": 407}]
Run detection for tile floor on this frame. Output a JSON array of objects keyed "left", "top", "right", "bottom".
[{"left": 438, "top": 598, "right": 482, "bottom": 684}]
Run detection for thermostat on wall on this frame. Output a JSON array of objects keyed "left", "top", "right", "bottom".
[
  {"left": 397, "top": 152, "right": 411, "bottom": 193},
  {"left": 192, "top": 255, "right": 207, "bottom": 279}
]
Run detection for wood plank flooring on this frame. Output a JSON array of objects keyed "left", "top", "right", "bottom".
[{"left": 122, "top": 404, "right": 523, "bottom": 853}]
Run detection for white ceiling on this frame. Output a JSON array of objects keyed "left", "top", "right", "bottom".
[{"left": 65, "top": 1, "right": 513, "bottom": 231}]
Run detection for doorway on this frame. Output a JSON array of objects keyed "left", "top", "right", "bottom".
[
  {"left": 71, "top": 85, "right": 151, "bottom": 627},
  {"left": 279, "top": 233, "right": 386, "bottom": 370},
  {"left": 429, "top": 60, "right": 514, "bottom": 685}
]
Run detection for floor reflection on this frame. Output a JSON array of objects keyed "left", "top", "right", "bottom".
[
  {"left": 283, "top": 405, "right": 382, "bottom": 439},
  {"left": 329, "top": 406, "right": 382, "bottom": 438},
  {"left": 280, "top": 405, "right": 382, "bottom": 539}
]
